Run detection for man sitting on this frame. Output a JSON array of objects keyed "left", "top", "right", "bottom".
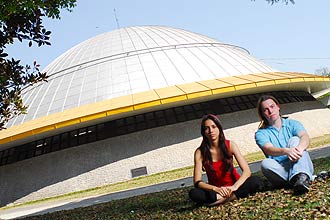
[{"left": 255, "top": 95, "right": 314, "bottom": 195}]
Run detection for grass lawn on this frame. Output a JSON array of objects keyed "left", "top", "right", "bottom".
[{"left": 17, "top": 156, "right": 330, "bottom": 220}]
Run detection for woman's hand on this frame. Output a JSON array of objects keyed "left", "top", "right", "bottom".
[{"left": 213, "top": 186, "right": 233, "bottom": 198}]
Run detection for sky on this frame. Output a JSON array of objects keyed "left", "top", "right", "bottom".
[{"left": 6, "top": 0, "right": 330, "bottom": 74}]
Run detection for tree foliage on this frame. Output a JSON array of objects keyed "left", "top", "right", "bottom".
[
  {"left": 268, "top": 0, "right": 294, "bottom": 4},
  {"left": 253, "top": 0, "right": 295, "bottom": 4},
  {"left": 0, "top": 0, "right": 76, "bottom": 130},
  {"left": 315, "top": 67, "right": 330, "bottom": 76}
]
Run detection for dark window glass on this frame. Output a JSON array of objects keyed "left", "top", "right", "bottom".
[
  {"left": 34, "top": 140, "right": 44, "bottom": 156},
  {"left": 227, "top": 97, "right": 235, "bottom": 105},
  {"left": 147, "top": 120, "right": 157, "bottom": 128},
  {"left": 223, "top": 105, "right": 232, "bottom": 113},
  {"left": 126, "top": 124, "right": 135, "bottom": 133},
  {"left": 241, "top": 95, "right": 250, "bottom": 102},
  {"left": 192, "top": 103, "right": 202, "bottom": 111},
  {"left": 60, "top": 133, "right": 69, "bottom": 148},
  {"left": 155, "top": 110, "right": 165, "bottom": 118},
  {"left": 77, "top": 128, "right": 88, "bottom": 145},
  {"left": 186, "top": 112, "right": 196, "bottom": 120},
  {"left": 96, "top": 123, "right": 107, "bottom": 139},
  {"left": 174, "top": 107, "right": 184, "bottom": 115},
  {"left": 156, "top": 118, "right": 167, "bottom": 126},
  {"left": 145, "top": 112, "right": 154, "bottom": 120},
  {"left": 43, "top": 138, "right": 52, "bottom": 153},
  {"left": 246, "top": 102, "right": 255, "bottom": 109},
  {"left": 230, "top": 104, "right": 240, "bottom": 112},
  {"left": 70, "top": 130, "right": 78, "bottom": 146},
  {"left": 87, "top": 126, "right": 97, "bottom": 142},
  {"left": 183, "top": 105, "right": 193, "bottom": 113},
  {"left": 176, "top": 114, "right": 186, "bottom": 122},
  {"left": 165, "top": 109, "right": 176, "bottom": 124},
  {"left": 52, "top": 135, "right": 60, "bottom": 151},
  {"left": 237, "top": 102, "right": 248, "bottom": 110},
  {"left": 116, "top": 119, "right": 125, "bottom": 127},
  {"left": 126, "top": 116, "right": 135, "bottom": 125},
  {"left": 117, "top": 126, "right": 127, "bottom": 135},
  {"left": 136, "top": 122, "right": 147, "bottom": 130}
]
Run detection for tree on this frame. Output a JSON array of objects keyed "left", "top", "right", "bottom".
[
  {"left": 0, "top": 0, "right": 76, "bottom": 130},
  {"left": 315, "top": 67, "right": 330, "bottom": 76},
  {"left": 268, "top": 0, "right": 295, "bottom": 4},
  {"left": 252, "top": 0, "right": 295, "bottom": 4}
]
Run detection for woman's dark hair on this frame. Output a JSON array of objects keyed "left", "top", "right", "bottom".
[
  {"left": 257, "top": 95, "right": 280, "bottom": 129},
  {"left": 199, "top": 114, "right": 233, "bottom": 173}
]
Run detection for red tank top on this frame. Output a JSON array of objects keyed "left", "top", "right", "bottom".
[{"left": 203, "top": 140, "right": 240, "bottom": 187}]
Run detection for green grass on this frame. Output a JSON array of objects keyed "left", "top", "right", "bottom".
[
  {"left": 318, "top": 92, "right": 330, "bottom": 99},
  {"left": 18, "top": 156, "right": 330, "bottom": 220},
  {"left": 3, "top": 134, "right": 330, "bottom": 212},
  {"left": 310, "top": 134, "right": 330, "bottom": 148}
]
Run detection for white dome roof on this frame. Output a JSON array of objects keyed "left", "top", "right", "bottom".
[{"left": 8, "top": 25, "right": 275, "bottom": 126}]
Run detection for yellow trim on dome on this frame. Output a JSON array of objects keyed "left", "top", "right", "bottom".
[
  {"left": 303, "top": 77, "right": 316, "bottom": 82},
  {"left": 198, "top": 79, "right": 233, "bottom": 89},
  {"left": 235, "top": 83, "right": 256, "bottom": 91},
  {"left": 34, "top": 125, "right": 57, "bottom": 134},
  {"left": 176, "top": 82, "right": 212, "bottom": 99},
  {"left": 255, "top": 81, "right": 276, "bottom": 87},
  {"left": 187, "top": 90, "right": 213, "bottom": 99},
  {"left": 219, "top": 76, "right": 252, "bottom": 85},
  {"left": 133, "top": 90, "right": 160, "bottom": 104},
  {"left": 212, "top": 86, "right": 235, "bottom": 94},
  {"left": 106, "top": 106, "right": 134, "bottom": 116},
  {"left": 56, "top": 118, "right": 81, "bottom": 129},
  {"left": 176, "top": 82, "right": 210, "bottom": 93},
  {"left": 132, "top": 90, "right": 162, "bottom": 110},
  {"left": 13, "top": 131, "right": 33, "bottom": 141},
  {"left": 155, "top": 86, "right": 185, "bottom": 97},
  {"left": 275, "top": 79, "right": 291, "bottom": 84},
  {"left": 289, "top": 78, "right": 305, "bottom": 83},
  {"left": 134, "top": 100, "right": 162, "bottom": 110},
  {"left": 80, "top": 112, "right": 108, "bottom": 122},
  {"left": 160, "top": 95, "right": 187, "bottom": 104},
  {"left": 236, "top": 74, "right": 269, "bottom": 82},
  {"left": 1, "top": 72, "right": 330, "bottom": 145},
  {"left": 0, "top": 137, "right": 11, "bottom": 144}
]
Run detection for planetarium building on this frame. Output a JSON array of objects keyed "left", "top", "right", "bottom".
[{"left": 1, "top": 26, "right": 330, "bottom": 205}]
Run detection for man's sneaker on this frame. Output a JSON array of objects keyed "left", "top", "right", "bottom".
[
  {"left": 315, "top": 170, "right": 330, "bottom": 181},
  {"left": 292, "top": 173, "right": 310, "bottom": 195}
]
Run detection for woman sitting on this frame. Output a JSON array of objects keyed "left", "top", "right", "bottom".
[{"left": 189, "top": 114, "right": 262, "bottom": 206}]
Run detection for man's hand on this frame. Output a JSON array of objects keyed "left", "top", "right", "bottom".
[{"left": 286, "top": 147, "right": 302, "bottom": 162}]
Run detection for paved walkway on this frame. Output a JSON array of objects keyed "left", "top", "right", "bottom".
[{"left": 0, "top": 146, "right": 329, "bottom": 220}]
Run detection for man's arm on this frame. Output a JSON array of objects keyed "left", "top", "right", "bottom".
[
  {"left": 295, "top": 130, "right": 310, "bottom": 152},
  {"left": 263, "top": 143, "right": 302, "bottom": 162},
  {"left": 262, "top": 143, "right": 290, "bottom": 156},
  {"left": 262, "top": 132, "right": 310, "bottom": 162}
]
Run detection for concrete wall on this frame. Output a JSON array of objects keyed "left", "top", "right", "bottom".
[{"left": 1, "top": 101, "right": 330, "bottom": 206}]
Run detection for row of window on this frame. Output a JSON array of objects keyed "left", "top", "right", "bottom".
[{"left": 0, "top": 91, "right": 316, "bottom": 166}]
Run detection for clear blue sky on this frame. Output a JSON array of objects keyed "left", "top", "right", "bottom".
[{"left": 6, "top": 0, "right": 330, "bottom": 74}]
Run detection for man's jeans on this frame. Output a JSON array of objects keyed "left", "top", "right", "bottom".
[{"left": 261, "top": 137, "right": 314, "bottom": 188}]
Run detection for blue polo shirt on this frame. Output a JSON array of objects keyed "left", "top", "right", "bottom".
[{"left": 255, "top": 118, "right": 306, "bottom": 162}]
